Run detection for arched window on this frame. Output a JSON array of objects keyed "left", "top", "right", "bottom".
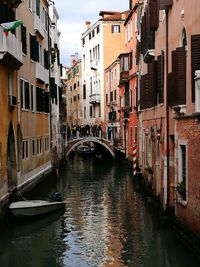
[{"left": 182, "top": 27, "right": 187, "bottom": 48}]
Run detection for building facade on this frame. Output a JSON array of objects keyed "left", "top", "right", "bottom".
[
  {"left": 0, "top": 0, "right": 62, "bottom": 204},
  {"left": 118, "top": 1, "right": 138, "bottom": 161},
  {"left": 81, "top": 11, "right": 128, "bottom": 134},
  {"left": 137, "top": 0, "right": 200, "bottom": 237},
  {"left": 105, "top": 59, "right": 121, "bottom": 142},
  {"left": 66, "top": 55, "right": 83, "bottom": 128}
]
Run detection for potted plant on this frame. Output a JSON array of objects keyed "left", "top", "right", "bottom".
[{"left": 176, "top": 181, "right": 186, "bottom": 199}]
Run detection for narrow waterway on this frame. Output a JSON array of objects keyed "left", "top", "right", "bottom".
[{"left": 0, "top": 154, "right": 199, "bottom": 267}]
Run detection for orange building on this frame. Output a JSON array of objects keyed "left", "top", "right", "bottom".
[{"left": 118, "top": 1, "right": 138, "bottom": 161}]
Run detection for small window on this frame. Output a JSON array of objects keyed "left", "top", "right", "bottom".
[
  {"left": 22, "top": 139, "right": 29, "bottom": 159},
  {"left": 97, "top": 25, "right": 100, "bottom": 34},
  {"left": 32, "top": 139, "right": 35, "bottom": 156},
  {"left": 112, "top": 25, "right": 120, "bottom": 33},
  {"left": 45, "top": 137, "right": 49, "bottom": 151},
  {"left": 90, "top": 106, "right": 92, "bottom": 117},
  {"left": 37, "top": 138, "right": 42, "bottom": 154}
]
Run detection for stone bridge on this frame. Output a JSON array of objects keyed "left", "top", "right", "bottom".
[{"left": 65, "top": 137, "right": 115, "bottom": 158}]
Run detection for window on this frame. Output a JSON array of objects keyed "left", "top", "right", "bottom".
[
  {"left": 97, "top": 25, "right": 100, "bottom": 34},
  {"left": 21, "top": 25, "right": 27, "bottom": 54},
  {"left": 30, "top": 34, "right": 39, "bottom": 62},
  {"left": 32, "top": 139, "right": 35, "bottom": 156},
  {"left": 20, "top": 79, "right": 30, "bottom": 110},
  {"left": 90, "top": 78, "right": 92, "bottom": 94},
  {"left": 178, "top": 143, "right": 187, "bottom": 200},
  {"left": 90, "top": 106, "right": 92, "bottom": 117},
  {"left": 29, "top": 0, "right": 32, "bottom": 11},
  {"left": 37, "top": 138, "right": 42, "bottom": 154},
  {"left": 134, "top": 126, "right": 137, "bottom": 143},
  {"left": 30, "top": 84, "right": 35, "bottom": 111},
  {"left": 83, "top": 84, "right": 86, "bottom": 99},
  {"left": 112, "top": 25, "right": 120, "bottom": 33},
  {"left": 36, "top": 0, "right": 40, "bottom": 17},
  {"left": 22, "top": 139, "right": 29, "bottom": 159},
  {"left": 82, "top": 38, "right": 85, "bottom": 46},
  {"left": 45, "top": 137, "right": 49, "bottom": 151}
]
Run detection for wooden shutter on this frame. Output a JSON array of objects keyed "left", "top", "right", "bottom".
[
  {"left": 45, "top": 92, "right": 49, "bottom": 113},
  {"left": 167, "top": 72, "right": 174, "bottom": 106},
  {"left": 21, "top": 25, "right": 27, "bottom": 54},
  {"left": 176, "top": 47, "right": 186, "bottom": 105},
  {"left": 191, "top": 34, "right": 200, "bottom": 102},
  {"left": 44, "top": 49, "right": 49, "bottom": 69},
  {"left": 172, "top": 50, "right": 178, "bottom": 105},
  {"left": 149, "top": 0, "right": 159, "bottom": 30},
  {"left": 25, "top": 82, "right": 30, "bottom": 109},
  {"left": 33, "top": 36, "right": 39, "bottom": 62},
  {"left": 147, "top": 61, "right": 157, "bottom": 107},
  {"left": 140, "top": 75, "right": 146, "bottom": 110}
]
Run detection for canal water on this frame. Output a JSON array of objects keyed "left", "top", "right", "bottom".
[{"left": 0, "top": 154, "right": 199, "bottom": 267}]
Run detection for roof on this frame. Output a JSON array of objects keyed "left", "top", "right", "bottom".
[{"left": 99, "top": 10, "right": 129, "bottom": 21}]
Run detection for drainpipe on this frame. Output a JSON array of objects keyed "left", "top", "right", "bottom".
[{"left": 166, "top": 9, "right": 170, "bottom": 209}]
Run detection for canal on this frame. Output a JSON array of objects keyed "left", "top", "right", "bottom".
[{"left": 0, "top": 154, "right": 199, "bottom": 267}]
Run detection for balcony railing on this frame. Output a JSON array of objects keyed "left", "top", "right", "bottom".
[
  {"left": 34, "top": 14, "right": 45, "bottom": 38},
  {"left": 0, "top": 26, "right": 23, "bottom": 69},
  {"left": 36, "top": 62, "right": 49, "bottom": 84},
  {"left": 4, "top": 0, "right": 22, "bottom": 8},
  {"left": 89, "top": 93, "right": 101, "bottom": 104}
]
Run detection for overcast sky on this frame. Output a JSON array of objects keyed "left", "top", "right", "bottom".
[{"left": 54, "top": 0, "right": 128, "bottom": 66}]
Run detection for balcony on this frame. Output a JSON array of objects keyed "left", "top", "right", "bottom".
[
  {"left": 34, "top": 14, "right": 45, "bottom": 39},
  {"left": 4, "top": 0, "right": 22, "bottom": 8},
  {"left": 0, "top": 26, "right": 23, "bottom": 69},
  {"left": 89, "top": 93, "right": 101, "bottom": 104},
  {"left": 8, "top": 95, "right": 17, "bottom": 110},
  {"left": 36, "top": 62, "right": 49, "bottom": 84}
]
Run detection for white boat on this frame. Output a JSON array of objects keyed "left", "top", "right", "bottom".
[{"left": 9, "top": 200, "right": 66, "bottom": 218}]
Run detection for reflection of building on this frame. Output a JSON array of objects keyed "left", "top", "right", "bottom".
[
  {"left": 66, "top": 54, "right": 83, "bottom": 127},
  {"left": 136, "top": 0, "right": 200, "bottom": 237},
  {"left": 81, "top": 11, "right": 128, "bottom": 132},
  {"left": 105, "top": 59, "right": 120, "bottom": 142}
]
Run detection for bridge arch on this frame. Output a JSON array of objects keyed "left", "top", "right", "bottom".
[{"left": 66, "top": 138, "right": 115, "bottom": 158}]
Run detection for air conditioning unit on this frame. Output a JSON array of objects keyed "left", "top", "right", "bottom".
[{"left": 8, "top": 95, "right": 17, "bottom": 109}]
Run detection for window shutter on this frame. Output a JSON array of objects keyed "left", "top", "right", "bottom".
[
  {"left": 140, "top": 75, "right": 145, "bottom": 110},
  {"left": 167, "top": 72, "right": 174, "bottom": 106},
  {"left": 21, "top": 25, "right": 27, "bottom": 54},
  {"left": 30, "top": 34, "right": 34, "bottom": 60},
  {"left": 149, "top": 0, "right": 159, "bottom": 30},
  {"left": 25, "top": 82, "right": 30, "bottom": 109},
  {"left": 147, "top": 61, "right": 157, "bottom": 107},
  {"left": 191, "top": 34, "right": 200, "bottom": 102},
  {"left": 141, "top": 14, "right": 146, "bottom": 54},
  {"left": 33, "top": 36, "right": 39, "bottom": 62},
  {"left": 172, "top": 50, "right": 178, "bottom": 105},
  {"left": 176, "top": 47, "right": 186, "bottom": 105},
  {"left": 44, "top": 49, "right": 49, "bottom": 69},
  {"left": 44, "top": 92, "right": 49, "bottom": 113}
]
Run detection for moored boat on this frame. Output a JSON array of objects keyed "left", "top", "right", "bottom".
[
  {"left": 9, "top": 200, "right": 66, "bottom": 218},
  {"left": 76, "top": 144, "right": 95, "bottom": 155}
]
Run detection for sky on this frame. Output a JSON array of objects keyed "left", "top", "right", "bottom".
[{"left": 54, "top": 0, "right": 128, "bottom": 66}]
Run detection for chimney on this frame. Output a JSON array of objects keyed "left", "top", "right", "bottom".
[
  {"left": 70, "top": 55, "right": 76, "bottom": 66},
  {"left": 85, "top": 21, "right": 91, "bottom": 30}
]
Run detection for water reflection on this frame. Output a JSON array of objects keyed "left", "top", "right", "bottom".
[{"left": 0, "top": 155, "right": 199, "bottom": 267}]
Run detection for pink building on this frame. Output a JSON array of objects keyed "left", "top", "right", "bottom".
[{"left": 137, "top": 0, "right": 200, "bottom": 237}]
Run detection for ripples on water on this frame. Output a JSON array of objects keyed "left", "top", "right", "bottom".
[{"left": 0, "top": 155, "right": 199, "bottom": 267}]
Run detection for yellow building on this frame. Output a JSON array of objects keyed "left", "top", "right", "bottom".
[
  {"left": 66, "top": 56, "right": 83, "bottom": 127},
  {"left": 0, "top": 0, "right": 51, "bottom": 203}
]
